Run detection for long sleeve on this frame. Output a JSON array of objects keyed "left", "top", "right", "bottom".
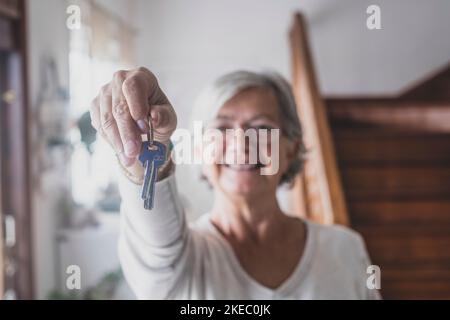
[{"left": 117, "top": 170, "right": 195, "bottom": 299}]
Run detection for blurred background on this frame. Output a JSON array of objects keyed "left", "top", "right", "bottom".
[{"left": 0, "top": 0, "right": 449, "bottom": 299}]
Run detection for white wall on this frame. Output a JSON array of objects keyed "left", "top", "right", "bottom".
[
  {"left": 135, "top": 0, "right": 450, "bottom": 96},
  {"left": 133, "top": 0, "right": 450, "bottom": 217},
  {"left": 311, "top": 0, "right": 450, "bottom": 96}
]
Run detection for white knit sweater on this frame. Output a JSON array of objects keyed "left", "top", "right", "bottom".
[{"left": 118, "top": 172, "right": 381, "bottom": 300}]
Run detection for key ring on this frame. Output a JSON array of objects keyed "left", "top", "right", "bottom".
[{"left": 147, "top": 115, "right": 158, "bottom": 151}]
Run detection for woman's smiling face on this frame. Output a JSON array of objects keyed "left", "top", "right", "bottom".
[{"left": 202, "top": 87, "right": 296, "bottom": 199}]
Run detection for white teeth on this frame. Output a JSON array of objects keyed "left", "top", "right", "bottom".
[{"left": 225, "top": 164, "right": 258, "bottom": 171}]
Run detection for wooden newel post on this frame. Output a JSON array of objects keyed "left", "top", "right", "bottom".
[{"left": 289, "top": 13, "right": 350, "bottom": 226}]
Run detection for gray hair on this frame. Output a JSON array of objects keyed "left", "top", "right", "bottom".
[{"left": 192, "top": 70, "right": 306, "bottom": 185}]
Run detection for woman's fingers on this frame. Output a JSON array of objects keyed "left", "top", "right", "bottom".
[
  {"left": 121, "top": 68, "right": 177, "bottom": 142},
  {"left": 111, "top": 71, "right": 142, "bottom": 163},
  {"left": 90, "top": 67, "right": 178, "bottom": 169},
  {"left": 98, "top": 83, "right": 134, "bottom": 166}
]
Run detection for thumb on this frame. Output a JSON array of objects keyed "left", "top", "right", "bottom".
[{"left": 149, "top": 104, "right": 177, "bottom": 142}]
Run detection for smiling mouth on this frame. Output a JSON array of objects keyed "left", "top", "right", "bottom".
[{"left": 223, "top": 163, "right": 265, "bottom": 171}]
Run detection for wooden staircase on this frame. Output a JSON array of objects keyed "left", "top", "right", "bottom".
[
  {"left": 328, "top": 100, "right": 450, "bottom": 299},
  {"left": 290, "top": 13, "right": 450, "bottom": 299}
]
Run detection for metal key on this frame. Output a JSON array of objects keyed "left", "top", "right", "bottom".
[
  {"left": 139, "top": 141, "right": 167, "bottom": 210},
  {"left": 139, "top": 117, "right": 167, "bottom": 210}
]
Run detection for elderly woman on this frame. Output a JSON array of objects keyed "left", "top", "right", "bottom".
[{"left": 90, "top": 67, "right": 380, "bottom": 299}]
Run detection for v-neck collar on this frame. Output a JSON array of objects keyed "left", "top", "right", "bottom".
[{"left": 202, "top": 214, "right": 316, "bottom": 297}]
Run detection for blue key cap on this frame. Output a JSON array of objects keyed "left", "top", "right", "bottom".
[{"left": 139, "top": 141, "right": 167, "bottom": 210}]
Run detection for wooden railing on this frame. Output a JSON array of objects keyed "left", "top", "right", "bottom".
[{"left": 289, "top": 13, "right": 349, "bottom": 226}]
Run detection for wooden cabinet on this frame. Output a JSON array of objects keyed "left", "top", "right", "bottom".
[{"left": 0, "top": 0, "right": 20, "bottom": 19}]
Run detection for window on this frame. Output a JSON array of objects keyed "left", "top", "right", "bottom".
[{"left": 68, "top": 0, "right": 135, "bottom": 210}]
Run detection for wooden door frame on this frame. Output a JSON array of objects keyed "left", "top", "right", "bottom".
[{"left": 0, "top": 0, "right": 33, "bottom": 299}]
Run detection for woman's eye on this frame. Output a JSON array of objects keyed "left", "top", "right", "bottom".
[{"left": 254, "top": 125, "right": 275, "bottom": 130}]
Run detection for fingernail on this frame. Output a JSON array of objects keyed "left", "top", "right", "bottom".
[
  {"left": 152, "top": 113, "right": 160, "bottom": 126},
  {"left": 124, "top": 140, "right": 139, "bottom": 157},
  {"left": 137, "top": 119, "right": 149, "bottom": 133}
]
